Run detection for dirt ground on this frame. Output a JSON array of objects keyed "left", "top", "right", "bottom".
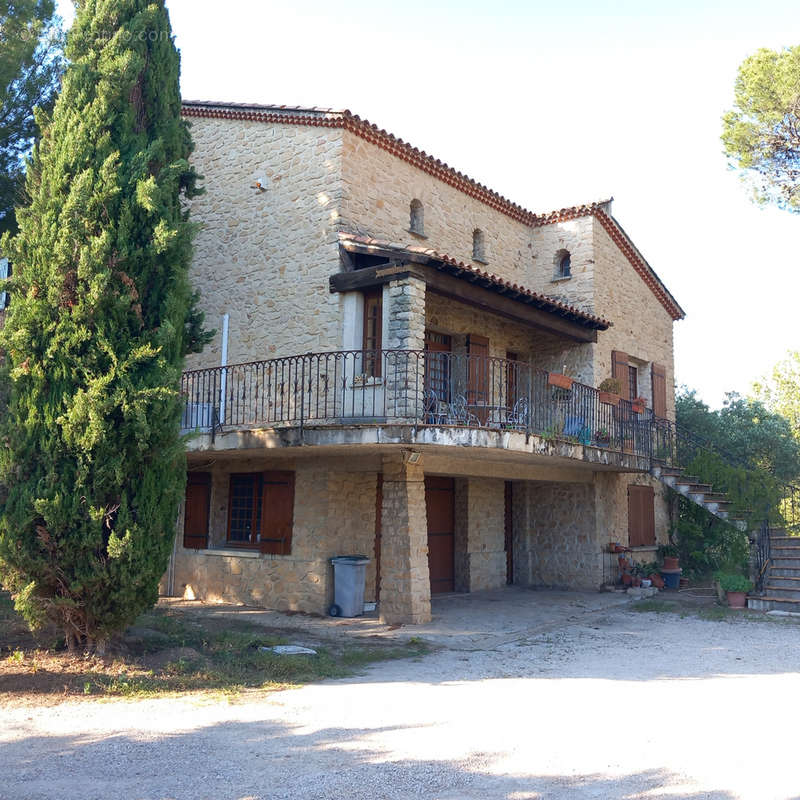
[{"left": 4, "top": 591, "right": 800, "bottom": 800}]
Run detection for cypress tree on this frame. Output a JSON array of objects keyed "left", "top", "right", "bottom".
[{"left": 0, "top": 0, "right": 210, "bottom": 650}]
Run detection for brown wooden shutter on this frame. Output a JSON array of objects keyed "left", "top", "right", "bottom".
[
  {"left": 260, "top": 471, "right": 295, "bottom": 555},
  {"left": 183, "top": 472, "right": 211, "bottom": 549},
  {"left": 467, "top": 334, "right": 489, "bottom": 404},
  {"left": 362, "top": 289, "right": 383, "bottom": 377},
  {"left": 612, "top": 350, "right": 629, "bottom": 388},
  {"left": 628, "top": 485, "right": 655, "bottom": 547},
  {"left": 651, "top": 363, "right": 667, "bottom": 419}
]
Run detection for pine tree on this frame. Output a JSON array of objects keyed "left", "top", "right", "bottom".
[{"left": 0, "top": 0, "right": 210, "bottom": 650}]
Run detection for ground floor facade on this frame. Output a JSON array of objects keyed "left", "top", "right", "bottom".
[{"left": 163, "top": 443, "right": 671, "bottom": 623}]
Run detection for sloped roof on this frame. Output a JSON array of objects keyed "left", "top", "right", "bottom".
[{"left": 339, "top": 233, "right": 611, "bottom": 331}]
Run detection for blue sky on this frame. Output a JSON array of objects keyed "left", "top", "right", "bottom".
[{"left": 56, "top": 0, "right": 800, "bottom": 407}]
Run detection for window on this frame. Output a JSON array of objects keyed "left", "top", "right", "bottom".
[
  {"left": 554, "top": 250, "right": 571, "bottom": 278},
  {"left": 409, "top": 199, "right": 424, "bottom": 236},
  {"left": 227, "top": 471, "right": 295, "bottom": 554},
  {"left": 472, "top": 228, "right": 486, "bottom": 262},
  {"left": 362, "top": 288, "right": 382, "bottom": 377}
]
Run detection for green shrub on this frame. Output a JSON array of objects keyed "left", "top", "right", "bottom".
[{"left": 715, "top": 572, "right": 754, "bottom": 593}]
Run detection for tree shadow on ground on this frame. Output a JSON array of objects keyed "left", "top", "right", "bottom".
[{"left": 0, "top": 718, "right": 748, "bottom": 800}]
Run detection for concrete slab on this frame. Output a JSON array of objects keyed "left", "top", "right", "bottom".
[{"left": 163, "top": 585, "right": 635, "bottom": 651}]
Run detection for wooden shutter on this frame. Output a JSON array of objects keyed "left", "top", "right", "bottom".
[
  {"left": 628, "top": 485, "right": 655, "bottom": 547},
  {"left": 467, "top": 334, "right": 490, "bottom": 406},
  {"left": 260, "top": 471, "right": 295, "bottom": 555},
  {"left": 362, "top": 289, "right": 382, "bottom": 377},
  {"left": 183, "top": 472, "right": 211, "bottom": 549},
  {"left": 612, "top": 350, "right": 629, "bottom": 389},
  {"left": 651, "top": 363, "right": 667, "bottom": 419}
]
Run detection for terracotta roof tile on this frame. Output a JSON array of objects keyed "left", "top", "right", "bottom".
[{"left": 338, "top": 233, "right": 611, "bottom": 331}]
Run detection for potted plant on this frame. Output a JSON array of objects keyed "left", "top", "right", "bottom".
[
  {"left": 715, "top": 573, "right": 753, "bottom": 608},
  {"left": 598, "top": 377, "right": 622, "bottom": 406},
  {"left": 658, "top": 543, "right": 680, "bottom": 571},
  {"left": 594, "top": 427, "right": 611, "bottom": 447},
  {"left": 548, "top": 372, "right": 573, "bottom": 390},
  {"left": 632, "top": 396, "right": 648, "bottom": 413}
]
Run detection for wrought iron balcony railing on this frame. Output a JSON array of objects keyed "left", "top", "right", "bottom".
[{"left": 180, "top": 349, "right": 655, "bottom": 458}]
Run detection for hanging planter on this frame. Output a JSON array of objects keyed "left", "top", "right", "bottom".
[
  {"left": 548, "top": 372, "right": 573, "bottom": 390},
  {"left": 599, "top": 391, "right": 620, "bottom": 406}
]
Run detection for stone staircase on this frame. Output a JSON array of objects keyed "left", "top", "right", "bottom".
[
  {"left": 747, "top": 530, "right": 800, "bottom": 612},
  {"left": 650, "top": 464, "right": 747, "bottom": 531}
]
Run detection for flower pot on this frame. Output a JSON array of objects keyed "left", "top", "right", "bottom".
[
  {"left": 632, "top": 402, "right": 645, "bottom": 414},
  {"left": 621, "top": 572, "right": 633, "bottom": 586},
  {"left": 727, "top": 591, "right": 747, "bottom": 609},
  {"left": 662, "top": 556, "right": 679, "bottom": 571},
  {"left": 679, "top": 577, "right": 689, "bottom": 589},
  {"left": 641, "top": 579, "right": 652, "bottom": 588},
  {"left": 548, "top": 372, "right": 573, "bottom": 390},
  {"left": 649, "top": 573, "right": 665, "bottom": 589},
  {"left": 632, "top": 576, "right": 642, "bottom": 588},
  {"left": 599, "top": 391, "right": 620, "bottom": 406}
]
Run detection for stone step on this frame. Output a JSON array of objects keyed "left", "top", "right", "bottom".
[
  {"left": 771, "top": 547, "right": 800, "bottom": 556},
  {"left": 763, "top": 585, "right": 800, "bottom": 599},
  {"left": 748, "top": 595, "right": 800, "bottom": 612},
  {"left": 767, "top": 566, "right": 800, "bottom": 578},
  {"left": 765, "top": 575, "right": 800, "bottom": 587},
  {"left": 771, "top": 557, "right": 800, "bottom": 569},
  {"left": 770, "top": 535, "right": 800, "bottom": 543}
]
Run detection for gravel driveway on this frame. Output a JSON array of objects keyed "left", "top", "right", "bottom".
[{"left": 4, "top": 600, "right": 800, "bottom": 800}]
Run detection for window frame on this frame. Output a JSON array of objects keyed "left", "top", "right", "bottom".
[{"left": 226, "top": 471, "right": 295, "bottom": 554}]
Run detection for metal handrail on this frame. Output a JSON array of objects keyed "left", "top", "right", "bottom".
[{"left": 180, "top": 349, "right": 654, "bottom": 458}]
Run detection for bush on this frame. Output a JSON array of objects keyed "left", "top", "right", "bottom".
[{"left": 715, "top": 573, "right": 754, "bottom": 593}]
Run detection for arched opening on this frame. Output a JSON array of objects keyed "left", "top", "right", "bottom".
[
  {"left": 409, "top": 199, "right": 424, "bottom": 235},
  {"left": 472, "top": 228, "right": 486, "bottom": 262}
]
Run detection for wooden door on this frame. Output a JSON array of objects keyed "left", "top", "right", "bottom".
[
  {"left": 628, "top": 485, "right": 655, "bottom": 547},
  {"left": 425, "top": 476, "right": 455, "bottom": 594},
  {"left": 504, "top": 481, "right": 513, "bottom": 584},
  {"left": 184, "top": 472, "right": 211, "bottom": 549}
]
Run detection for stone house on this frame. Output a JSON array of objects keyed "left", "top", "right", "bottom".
[{"left": 167, "top": 101, "right": 685, "bottom": 623}]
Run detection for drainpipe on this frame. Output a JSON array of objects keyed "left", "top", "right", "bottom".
[{"left": 218, "top": 313, "right": 229, "bottom": 426}]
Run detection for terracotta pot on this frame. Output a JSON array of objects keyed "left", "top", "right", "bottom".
[
  {"left": 598, "top": 391, "right": 620, "bottom": 406},
  {"left": 548, "top": 372, "right": 573, "bottom": 390},
  {"left": 632, "top": 576, "right": 642, "bottom": 588},
  {"left": 622, "top": 572, "right": 633, "bottom": 586},
  {"left": 632, "top": 402, "right": 645, "bottom": 414},
  {"left": 649, "top": 573, "right": 665, "bottom": 589},
  {"left": 662, "top": 556, "right": 680, "bottom": 571},
  {"left": 727, "top": 591, "right": 747, "bottom": 609}
]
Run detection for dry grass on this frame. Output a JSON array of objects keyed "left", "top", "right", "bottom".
[{"left": 0, "top": 593, "right": 428, "bottom": 705}]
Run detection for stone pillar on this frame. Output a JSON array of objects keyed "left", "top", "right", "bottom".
[
  {"left": 385, "top": 276, "right": 426, "bottom": 421},
  {"left": 379, "top": 453, "right": 431, "bottom": 624}
]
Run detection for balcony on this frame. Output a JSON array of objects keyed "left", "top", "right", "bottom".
[{"left": 181, "top": 350, "right": 658, "bottom": 467}]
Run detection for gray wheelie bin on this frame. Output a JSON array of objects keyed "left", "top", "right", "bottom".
[{"left": 329, "top": 555, "right": 370, "bottom": 617}]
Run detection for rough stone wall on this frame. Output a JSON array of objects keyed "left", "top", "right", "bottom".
[
  {"left": 595, "top": 471, "right": 672, "bottom": 575},
  {"left": 464, "top": 478, "right": 507, "bottom": 591},
  {"left": 183, "top": 117, "right": 345, "bottom": 371},
  {"left": 340, "top": 130, "right": 535, "bottom": 285},
  {"left": 591, "top": 219, "right": 676, "bottom": 418},
  {"left": 425, "top": 292, "right": 595, "bottom": 386},
  {"left": 380, "top": 456, "right": 431, "bottom": 624},
  {"left": 515, "top": 480, "right": 604, "bottom": 588},
  {"left": 169, "top": 459, "right": 379, "bottom": 614},
  {"left": 529, "top": 217, "right": 596, "bottom": 313}
]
